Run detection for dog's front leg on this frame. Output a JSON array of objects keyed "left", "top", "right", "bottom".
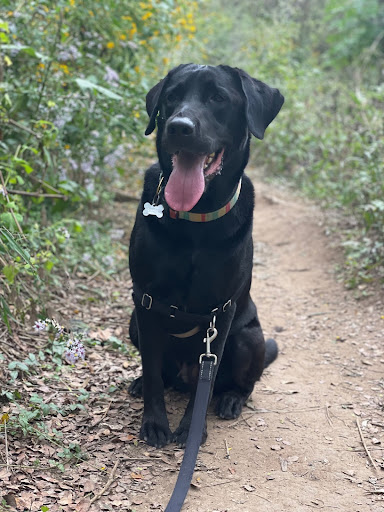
[
  {"left": 136, "top": 307, "right": 172, "bottom": 448},
  {"left": 172, "top": 305, "right": 237, "bottom": 447}
]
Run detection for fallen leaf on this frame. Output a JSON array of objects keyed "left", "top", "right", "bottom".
[
  {"left": 76, "top": 498, "right": 91, "bottom": 512},
  {"left": 130, "top": 472, "right": 144, "bottom": 480}
]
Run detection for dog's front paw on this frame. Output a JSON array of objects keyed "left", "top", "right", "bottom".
[
  {"left": 172, "top": 422, "right": 207, "bottom": 448},
  {"left": 215, "top": 391, "right": 245, "bottom": 419},
  {"left": 140, "top": 417, "right": 171, "bottom": 448},
  {"left": 129, "top": 376, "right": 143, "bottom": 397}
]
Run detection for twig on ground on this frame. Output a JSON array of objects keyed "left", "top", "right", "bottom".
[
  {"left": 325, "top": 403, "right": 333, "bottom": 427},
  {"left": 200, "top": 477, "right": 241, "bottom": 488},
  {"left": 89, "top": 459, "right": 119, "bottom": 505},
  {"left": 120, "top": 457, "right": 163, "bottom": 462},
  {"left": 4, "top": 418, "right": 10, "bottom": 472},
  {"left": 356, "top": 419, "right": 378, "bottom": 471},
  {"left": 88, "top": 400, "right": 113, "bottom": 430},
  {"left": 224, "top": 439, "right": 230, "bottom": 459},
  {"left": 0, "top": 464, "right": 57, "bottom": 470}
]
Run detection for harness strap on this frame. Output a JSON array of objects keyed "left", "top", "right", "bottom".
[
  {"left": 170, "top": 326, "right": 200, "bottom": 338},
  {"left": 132, "top": 284, "right": 234, "bottom": 327},
  {"left": 164, "top": 357, "right": 215, "bottom": 512}
]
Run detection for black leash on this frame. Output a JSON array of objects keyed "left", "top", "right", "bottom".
[
  {"left": 133, "top": 287, "right": 239, "bottom": 511},
  {"left": 165, "top": 356, "right": 215, "bottom": 511}
]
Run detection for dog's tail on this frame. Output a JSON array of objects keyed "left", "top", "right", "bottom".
[{"left": 264, "top": 338, "right": 278, "bottom": 368}]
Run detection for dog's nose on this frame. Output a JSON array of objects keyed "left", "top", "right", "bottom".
[{"left": 167, "top": 117, "right": 195, "bottom": 137}]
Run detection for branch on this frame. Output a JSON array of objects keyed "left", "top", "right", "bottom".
[
  {"left": 89, "top": 460, "right": 119, "bottom": 505},
  {"left": 0, "top": 170, "right": 26, "bottom": 239},
  {"left": 6, "top": 119, "right": 41, "bottom": 139},
  {"left": 7, "top": 189, "right": 67, "bottom": 200},
  {"left": 356, "top": 419, "right": 378, "bottom": 471}
]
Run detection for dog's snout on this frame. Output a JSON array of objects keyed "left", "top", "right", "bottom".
[{"left": 167, "top": 117, "right": 195, "bottom": 137}]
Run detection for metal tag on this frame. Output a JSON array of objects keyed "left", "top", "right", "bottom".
[{"left": 143, "top": 202, "right": 164, "bottom": 218}]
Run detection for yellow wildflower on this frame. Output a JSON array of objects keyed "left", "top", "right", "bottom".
[
  {"left": 162, "top": 57, "right": 169, "bottom": 66},
  {"left": 65, "top": 144, "right": 71, "bottom": 149},
  {"left": 119, "top": 34, "right": 127, "bottom": 40},
  {"left": 59, "top": 64, "right": 70, "bottom": 74},
  {"left": 43, "top": 5, "right": 49, "bottom": 12},
  {"left": 69, "top": 0, "right": 75, "bottom": 6},
  {"left": 142, "top": 12, "right": 153, "bottom": 21},
  {"left": 106, "top": 41, "right": 115, "bottom": 49},
  {"left": 122, "top": 15, "right": 132, "bottom": 21},
  {"left": 153, "top": 30, "right": 159, "bottom": 36},
  {"left": 38, "top": 62, "right": 45, "bottom": 69},
  {"left": 7, "top": 11, "right": 13, "bottom": 16},
  {"left": 179, "top": 18, "right": 187, "bottom": 26},
  {"left": 89, "top": 10, "right": 94, "bottom": 16},
  {"left": 134, "top": 66, "right": 140, "bottom": 73},
  {"left": 129, "top": 24, "right": 137, "bottom": 38},
  {"left": 175, "top": 34, "right": 182, "bottom": 43},
  {"left": 188, "top": 25, "right": 196, "bottom": 32},
  {"left": 134, "top": 112, "right": 140, "bottom": 118}
]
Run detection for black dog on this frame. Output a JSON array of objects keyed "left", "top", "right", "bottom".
[{"left": 129, "top": 64, "right": 284, "bottom": 448}]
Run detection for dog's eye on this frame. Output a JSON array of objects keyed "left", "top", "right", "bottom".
[
  {"left": 167, "top": 92, "right": 178, "bottom": 103},
  {"left": 211, "top": 93, "right": 225, "bottom": 102}
]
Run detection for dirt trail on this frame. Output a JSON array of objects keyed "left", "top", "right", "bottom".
[
  {"left": 131, "top": 172, "right": 384, "bottom": 511},
  {"left": 2, "top": 173, "right": 384, "bottom": 512}
]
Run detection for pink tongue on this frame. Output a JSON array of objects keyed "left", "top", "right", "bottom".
[{"left": 165, "top": 151, "right": 206, "bottom": 211}]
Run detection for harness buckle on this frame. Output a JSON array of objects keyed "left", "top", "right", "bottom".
[
  {"left": 141, "top": 293, "right": 153, "bottom": 310},
  {"left": 169, "top": 305, "right": 178, "bottom": 318}
]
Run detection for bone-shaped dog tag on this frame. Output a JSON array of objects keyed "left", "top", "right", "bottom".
[{"left": 143, "top": 202, "right": 164, "bottom": 218}]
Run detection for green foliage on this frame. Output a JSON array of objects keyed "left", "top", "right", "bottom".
[
  {"left": 323, "top": 0, "right": 384, "bottom": 67},
  {"left": 0, "top": 0, "right": 199, "bottom": 323},
  {"left": 196, "top": 0, "right": 384, "bottom": 287}
]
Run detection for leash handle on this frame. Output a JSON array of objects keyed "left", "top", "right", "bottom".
[{"left": 164, "top": 358, "right": 215, "bottom": 512}]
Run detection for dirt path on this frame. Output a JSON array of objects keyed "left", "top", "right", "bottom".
[
  {"left": 1, "top": 173, "right": 384, "bottom": 512},
  {"left": 123, "top": 172, "right": 384, "bottom": 511}
]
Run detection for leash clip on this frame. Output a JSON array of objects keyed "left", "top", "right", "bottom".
[{"left": 199, "top": 314, "right": 218, "bottom": 365}]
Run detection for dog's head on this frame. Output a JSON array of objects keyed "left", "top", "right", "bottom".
[{"left": 145, "top": 64, "right": 284, "bottom": 212}]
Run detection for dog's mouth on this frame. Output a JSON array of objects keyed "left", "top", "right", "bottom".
[{"left": 164, "top": 148, "right": 224, "bottom": 212}]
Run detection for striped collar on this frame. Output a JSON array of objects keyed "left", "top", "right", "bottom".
[{"left": 168, "top": 179, "right": 242, "bottom": 222}]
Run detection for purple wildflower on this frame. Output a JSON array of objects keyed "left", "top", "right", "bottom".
[
  {"left": 65, "top": 337, "right": 86, "bottom": 364},
  {"left": 104, "top": 66, "right": 119, "bottom": 85},
  {"left": 34, "top": 319, "right": 47, "bottom": 332}
]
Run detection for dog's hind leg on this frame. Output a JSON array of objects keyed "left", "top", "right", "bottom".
[{"left": 215, "top": 317, "right": 270, "bottom": 420}]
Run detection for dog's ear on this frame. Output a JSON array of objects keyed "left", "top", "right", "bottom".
[
  {"left": 145, "top": 64, "right": 193, "bottom": 136},
  {"left": 145, "top": 76, "right": 168, "bottom": 136},
  {"left": 236, "top": 69, "right": 284, "bottom": 140}
]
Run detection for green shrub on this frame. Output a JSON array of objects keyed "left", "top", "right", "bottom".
[{"left": 0, "top": 0, "right": 199, "bottom": 321}]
